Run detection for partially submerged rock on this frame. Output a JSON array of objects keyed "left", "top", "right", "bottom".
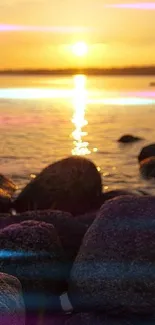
[
  {"left": 140, "top": 157, "right": 155, "bottom": 179},
  {"left": 13, "top": 156, "right": 102, "bottom": 215},
  {"left": 138, "top": 143, "right": 155, "bottom": 163},
  {"left": 0, "top": 272, "right": 25, "bottom": 325},
  {"left": 68, "top": 196, "right": 155, "bottom": 315},
  {"left": 118, "top": 135, "right": 143, "bottom": 143}
]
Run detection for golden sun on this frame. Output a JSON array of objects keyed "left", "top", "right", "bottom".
[{"left": 72, "top": 42, "right": 88, "bottom": 57}]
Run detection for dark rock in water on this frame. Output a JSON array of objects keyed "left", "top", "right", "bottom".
[
  {"left": 149, "top": 82, "right": 155, "bottom": 87},
  {"left": 0, "top": 210, "right": 87, "bottom": 264},
  {"left": 13, "top": 156, "right": 102, "bottom": 215},
  {"left": 0, "top": 174, "right": 17, "bottom": 196},
  {"left": 65, "top": 313, "right": 155, "bottom": 325},
  {"left": 0, "top": 272, "right": 25, "bottom": 325},
  {"left": 0, "top": 189, "right": 12, "bottom": 213},
  {"left": 0, "top": 220, "right": 67, "bottom": 323},
  {"left": 140, "top": 157, "right": 155, "bottom": 179},
  {"left": 118, "top": 135, "right": 143, "bottom": 143},
  {"left": 138, "top": 143, "right": 155, "bottom": 163},
  {"left": 68, "top": 196, "right": 155, "bottom": 315}
]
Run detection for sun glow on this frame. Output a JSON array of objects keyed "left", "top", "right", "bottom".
[{"left": 72, "top": 42, "right": 88, "bottom": 57}]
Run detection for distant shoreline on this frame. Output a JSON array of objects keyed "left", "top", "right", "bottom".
[{"left": 1, "top": 67, "right": 155, "bottom": 76}]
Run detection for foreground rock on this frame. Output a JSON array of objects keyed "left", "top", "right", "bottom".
[
  {"left": 0, "top": 220, "right": 67, "bottom": 323},
  {"left": 68, "top": 196, "right": 155, "bottom": 315},
  {"left": 13, "top": 156, "right": 102, "bottom": 215},
  {"left": 138, "top": 143, "right": 155, "bottom": 162},
  {"left": 118, "top": 134, "right": 143, "bottom": 143},
  {"left": 65, "top": 313, "right": 155, "bottom": 325},
  {"left": 0, "top": 273, "right": 25, "bottom": 325},
  {"left": 140, "top": 157, "right": 155, "bottom": 179},
  {"left": 0, "top": 210, "right": 87, "bottom": 264}
]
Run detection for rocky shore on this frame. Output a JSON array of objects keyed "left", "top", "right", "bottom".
[{"left": 0, "top": 140, "right": 155, "bottom": 324}]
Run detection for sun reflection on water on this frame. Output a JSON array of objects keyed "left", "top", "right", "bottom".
[{"left": 71, "top": 75, "right": 91, "bottom": 156}]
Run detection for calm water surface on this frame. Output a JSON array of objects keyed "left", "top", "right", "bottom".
[{"left": 0, "top": 75, "right": 155, "bottom": 196}]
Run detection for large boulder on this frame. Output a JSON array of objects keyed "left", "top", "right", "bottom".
[
  {"left": 138, "top": 143, "right": 155, "bottom": 163},
  {"left": 68, "top": 196, "right": 155, "bottom": 315},
  {"left": 0, "top": 210, "right": 87, "bottom": 264},
  {"left": 118, "top": 134, "right": 143, "bottom": 143},
  {"left": 0, "top": 220, "right": 67, "bottom": 323},
  {"left": 140, "top": 157, "right": 155, "bottom": 179},
  {"left": 0, "top": 273, "right": 25, "bottom": 325},
  {"left": 13, "top": 156, "right": 102, "bottom": 215}
]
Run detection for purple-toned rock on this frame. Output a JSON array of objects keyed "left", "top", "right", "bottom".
[
  {"left": 68, "top": 196, "right": 155, "bottom": 315},
  {"left": 0, "top": 220, "right": 67, "bottom": 323},
  {"left": 138, "top": 143, "right": 155, "bottom": 163},
  {"left": 0, "top": 272, "right": 25, "bottom": 325},
  {"left": 118, "top": 134, "right": 143, "bottom": 143},
  {"left": 13, "top": 156, "right": 102, "bottom": 215},
  {"left": 140, "top": 157, "right": 155, "bottom": 179},
  {"left": 0, "top": 210, "right": 87, "bottom": 263}
]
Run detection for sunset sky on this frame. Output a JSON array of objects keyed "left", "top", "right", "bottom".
[{"left": 1, "top": 0, "right": 155, "bottom": 69}]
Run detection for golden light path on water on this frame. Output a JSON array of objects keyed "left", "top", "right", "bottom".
[{"left": 71, "top": 75, "right": 91, "bottom": 156}]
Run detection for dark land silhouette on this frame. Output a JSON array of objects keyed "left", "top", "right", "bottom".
[{"left": 1, "top": 66, "right": 155, "bottom": 76}]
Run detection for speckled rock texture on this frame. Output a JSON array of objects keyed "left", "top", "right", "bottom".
[
  {"left": 68, "top": 196, "right": 155, "bottom": 315},
  {"left": 0, "top": 220, "right": 67, "bottom": 324},
  {"left": 138, "top": 143, "right": 155, "bottom": 162},
  {"left": 0, "top": 210, "right": 87, "bottom": 263},
  {"left": 140, "top": 157, "right": 155, "bottom": 179},
  {"left": 64, "top": 313, "right": 155, "bottom": 325},
  {"left": 0, "top": 272, "right": 25, "bottom": 325},
  {"left": 13, "top": 156, "right": 102, "bottom": 215},
  {"left": 118, "top": 135, "right": 143, "bottom": 143}
]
